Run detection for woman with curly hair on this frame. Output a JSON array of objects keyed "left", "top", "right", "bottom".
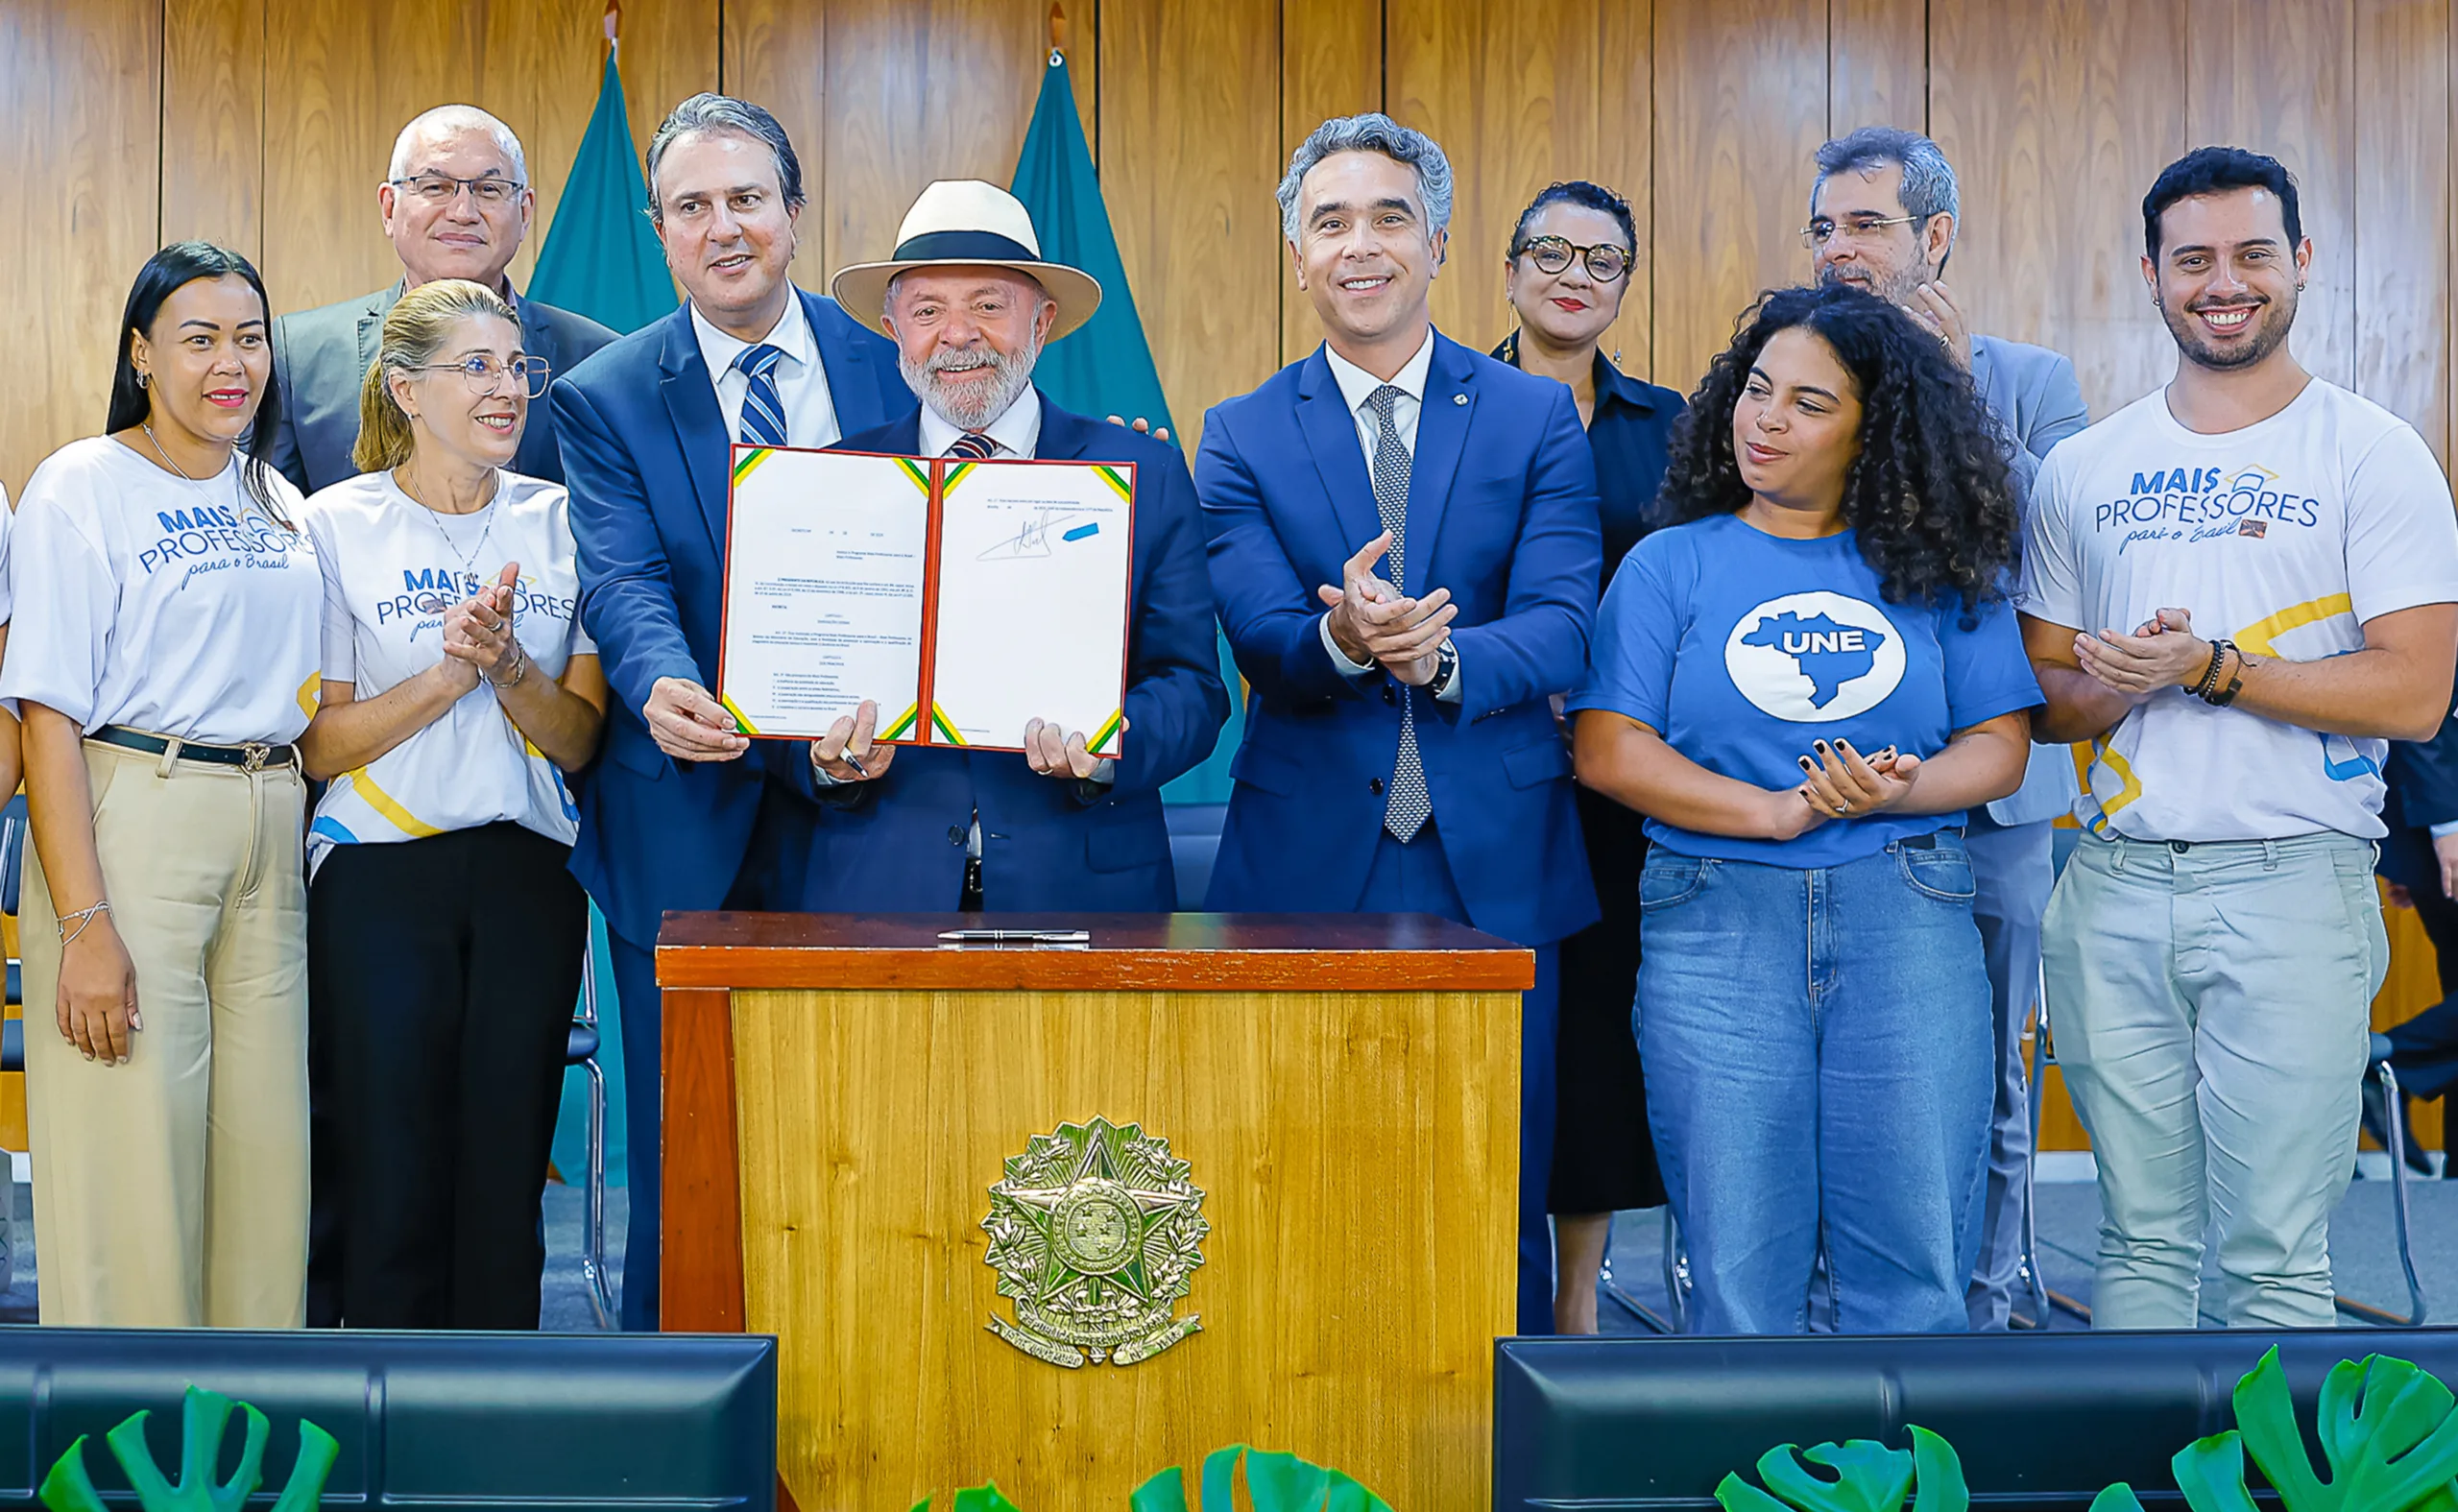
[{"left": 1567, "top": 281, "right": 2041, "bottom": 1333}]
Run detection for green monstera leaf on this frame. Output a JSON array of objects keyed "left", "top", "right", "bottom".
[
  {"left": 38, "top": 1385, "right": 338, "bottom": 1512},
  {"left": 2103, "top": 1347, "right": 2458, "bottom": 1512},
  {"left": 907, "top": 1488, "right": 1025, "bottom": 1512},
  {"left": 1715, "top": 1426, "right": 1967, "bottom": 1512},
  {"left": 1128, "top": 1445, "right": 1392, "bottom": 1512}
]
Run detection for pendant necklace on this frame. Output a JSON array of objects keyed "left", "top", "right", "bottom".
[{"left": 398, "top": 467, "right": 502, "bottom": 588}]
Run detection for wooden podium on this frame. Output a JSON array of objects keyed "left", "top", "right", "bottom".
[{"left": 659, "top": 912, "right": 1530, "bottom": 1511}]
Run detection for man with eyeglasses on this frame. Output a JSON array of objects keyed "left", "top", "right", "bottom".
[
  {"left": 264, "top": 105, "right": 618, "bottom": 495},
  {"left": 1806, "top": 125, "right": 2088, "bottom": 1332}
]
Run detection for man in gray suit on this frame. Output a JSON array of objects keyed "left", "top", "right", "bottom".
[
  {"left": 1810, "top": 125, "right": 2090, "bottom": 1331},
  {"left": 264, "top": 104, "right": 618, "bottom": 494}
]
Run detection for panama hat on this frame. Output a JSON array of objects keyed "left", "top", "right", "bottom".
[{"left": 831, "top": 180, "right": 1103, "bottom": 341}]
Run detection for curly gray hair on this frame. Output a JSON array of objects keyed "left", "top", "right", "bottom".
[{"left": 1275, "top": 113, "right": 1455, "bottom": 244}]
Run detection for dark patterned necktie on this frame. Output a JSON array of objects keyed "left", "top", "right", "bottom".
[
  {"left": 735, "top": 343, "right": 788, "bottom": 446},
  {"left": 1366, "top": 385, "right": 1431, "bottom": 842},
  {"left": 948, "top": 431, "right": 997, "bottom": 460}
]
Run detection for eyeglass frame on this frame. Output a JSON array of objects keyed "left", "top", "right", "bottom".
[
  {"left": 386, "top": 172, "right": 530, "bottom": 207},
  {"left": 1799, "top": 212, "right": 1925, "bottom": 250},
  {"left": 405, "top": 354, "right": 552, "bottom": 398},
  {"left": 1510, "top": 235, "right": 1633, "bottom": 282}
]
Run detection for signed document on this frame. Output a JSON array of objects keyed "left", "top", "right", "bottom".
[{"left": 717, "top": 445, "right": 1135, "bottom": 755}]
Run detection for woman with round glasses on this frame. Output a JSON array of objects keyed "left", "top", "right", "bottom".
[
  {"left": 297, "top": 277, "right": 607, "bottom": 1328},
  {"left": 1493, "top": 180, "right": 1687, "bottom": 1333}
]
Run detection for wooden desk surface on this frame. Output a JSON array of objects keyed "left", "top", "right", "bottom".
[{"left": 656, "top": 911, "right": 1535, "bottom": 992}]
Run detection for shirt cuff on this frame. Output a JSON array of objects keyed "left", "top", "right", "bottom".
[
  {"left": 1319, "top": 612, "right": 1374, "bottom": 677},
  {"left": 807, "top": 744, "right": 850, "bottom": 785},
  {"left": 2430, "top": 821, "right": 2458, "bottom": 841}
]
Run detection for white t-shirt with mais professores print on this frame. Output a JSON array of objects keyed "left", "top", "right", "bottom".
[
  {"left": 2018, "top": 379, "right": 2458, "bottom": 843},
  {"left": 0, "top": 437, "right": 320, "bottom": 744},
  {"left": 300, "top": 468, "right": 594, "bottom": 874}
]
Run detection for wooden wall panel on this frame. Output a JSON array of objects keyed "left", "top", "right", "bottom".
[
  {"left": 781, "top": 0, "right": 1058, "bottom": 298},
  {"left": 1279, "top": 0, "right": 1384, "bottom": 363},
  {"left": 1651, "top": 0, "right": 1828, "bottom": 394},
  {"left": 1389, "top": 0, "right": 1594, "bottom": 352},
  {"left": 1929, "top": 0, "right": 2187, "bottom": 419},
  {"left": 1386, "top": 0, "right": 1651, "bottom": 371},
  {"left": 2186, "top": 0, "right": 2356, "bottom": 389},
  {"left": 2356, "top": 0, "right": 2452, "bottom": 462},
  {"left": 0, "top": 0, "right": 161, "bottom": 496},
  {"left": 1097, "top": 0, "right": 1282, "bottom": 446},
  {"left": 1829, "top": 0, "right": 1928, "bottom": 135},
  {"left": 261, "top": 1, "right": 715, "bottom": 320},
  {"left": 162, "top": 0, "right": 265, "bottom": 259}
]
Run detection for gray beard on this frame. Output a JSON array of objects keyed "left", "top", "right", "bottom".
[{"left": 903, "top": 337, "right": 1041, "bottom": 433}]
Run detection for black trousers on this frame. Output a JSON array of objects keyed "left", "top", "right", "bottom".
[{"left": 307, "top": 822, "right": 589, "bottom": 1329}]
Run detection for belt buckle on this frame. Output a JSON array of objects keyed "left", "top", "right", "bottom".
[{"left": 241, "top": 742, "right": 271, "bottom": 773}]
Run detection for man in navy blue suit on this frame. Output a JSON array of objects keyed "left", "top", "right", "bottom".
[
  {"left": 1195, "top": 113, "right": 1604, "bottom": 1333},
  {"left": 549, "top": 94, "right": 908, "bottom": 1329},
  {"left": 804, "top": 180, "right": 1227, "bottom": 906}
]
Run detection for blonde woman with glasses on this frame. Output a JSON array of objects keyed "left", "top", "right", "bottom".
[{"left": 298, "top": 277, "right": 606, "bottom": 1328}]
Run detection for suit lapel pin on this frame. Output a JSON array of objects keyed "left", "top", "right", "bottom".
[{"left": 1453, "top": 394, "right": 1467, "bottom": 405}]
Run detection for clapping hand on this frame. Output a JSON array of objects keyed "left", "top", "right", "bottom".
[
  {"left": 1795, "top": 737, "right": 1920, "bottom": 822},
  {"left": 444, "top": 563, "right": 525, "bottom": 686},
  {"left": 1316, "top": 531, "right": 1457, "bottom": 686},
  {"left": 2075, "top": 606, "right": 2209, "bottom": 699}
]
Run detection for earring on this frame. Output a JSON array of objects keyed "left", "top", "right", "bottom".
[{"left": 136, "top": 371, "right": 150, "bottom": 389}]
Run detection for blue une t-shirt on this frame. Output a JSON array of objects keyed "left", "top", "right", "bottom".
[{"left": 1566, "top": 513, "right": 2044, "bottom": 867}]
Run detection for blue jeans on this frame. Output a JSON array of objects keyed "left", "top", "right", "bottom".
[{"left": 1639, "top": 834, "right": 1993, "bottom": 1334}]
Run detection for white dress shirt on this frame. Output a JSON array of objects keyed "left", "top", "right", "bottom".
[
  {"left": 690, "top": 295, "right": 842, "bottom": 449},
  {"left": 1314, "top": 328, "right": 1459, "bottom": 701},
  {"left": 918, "top": 385, "right": 1043, "bottom": 459}
]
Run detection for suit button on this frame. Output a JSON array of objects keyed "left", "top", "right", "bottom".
[
  {"left": 948, "top": 827, "right": 966, "bottom": 846},
  {"left": 1369, "top": 777, "right": 1385, "bottom": 795},
  {"left": 1383, "top": 684, "right": 1397, "bottom": 706}
]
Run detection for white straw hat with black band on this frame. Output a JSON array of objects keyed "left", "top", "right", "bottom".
[{"left": 831, "top": 180, "right": 1104, "bottom": 341}]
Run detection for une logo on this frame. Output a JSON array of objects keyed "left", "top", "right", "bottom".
[{"left": 1723, "top": 590, "right": 1909, "bottom": 723}]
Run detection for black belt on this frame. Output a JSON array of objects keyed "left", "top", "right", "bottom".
[{"left": 90, "top": 725, "right": 296, "bottom": 771}]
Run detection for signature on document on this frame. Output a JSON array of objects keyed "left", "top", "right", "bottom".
[{"left": 977, "top": 509, "right": 1099, "bottom": 561}]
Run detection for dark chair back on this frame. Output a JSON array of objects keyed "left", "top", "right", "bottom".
[
  {"left": 1496, "top": 1331, "right": 2458, "bottom": 1510},
  {"left": 0, "top": 1328, "right": 775, "bottom": 1512}
]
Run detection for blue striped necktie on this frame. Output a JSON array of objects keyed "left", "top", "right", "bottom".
[
  {"left": 947, "top": 432, "right": 997, "bottom": 460},
  {"left": 735, "top": 343, "right": 788, "bottom": 446}
]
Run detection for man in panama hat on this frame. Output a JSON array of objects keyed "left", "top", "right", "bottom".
[{"left": 802, "top": 179, "right": 1227, "bottom": 912}]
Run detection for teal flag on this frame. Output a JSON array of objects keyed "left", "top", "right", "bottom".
[
  {"left": 1011, "top": 48, "right": 1241, "bottom": 805},
  {"left": 530, "top": 50, "right": 675, "bottom": 333}
]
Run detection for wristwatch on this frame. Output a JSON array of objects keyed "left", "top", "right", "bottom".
[{"left": 1429, "top": 640, "right": 1459, "bottom": 699}]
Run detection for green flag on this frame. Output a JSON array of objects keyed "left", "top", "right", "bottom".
[
  {"left": 1010, "top": 47, "right": 1241, "bottom": 804},
  {"left": 531, "top": 48, "right": 675, "bottom": 334}
]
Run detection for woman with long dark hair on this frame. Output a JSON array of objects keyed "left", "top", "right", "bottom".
[
  {"left": 1569, "top": 282, "right": 2039, "bottom": 1333},
  {"left": 1, "top": 241, "right": 322, "bottom": 1326},
  {"left": 1492, "top": 180, "right": 1682, "bottom": 1333}
]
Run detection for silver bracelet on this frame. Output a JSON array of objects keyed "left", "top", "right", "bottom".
[
  {"left": 58, "top": 900, "right": 111, "bottom": 947},
  {"left": 486, "top": 640, "right": 531, "bottom": 691}
]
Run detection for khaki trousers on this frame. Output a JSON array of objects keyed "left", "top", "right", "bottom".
[{"left": 20, "top": 738, "right": 309, "bottom": 1327}]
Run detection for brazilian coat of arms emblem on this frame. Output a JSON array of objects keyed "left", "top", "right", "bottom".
[{"left": 980, "top": 1116, "right": 1208, "bottom": 1367}]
